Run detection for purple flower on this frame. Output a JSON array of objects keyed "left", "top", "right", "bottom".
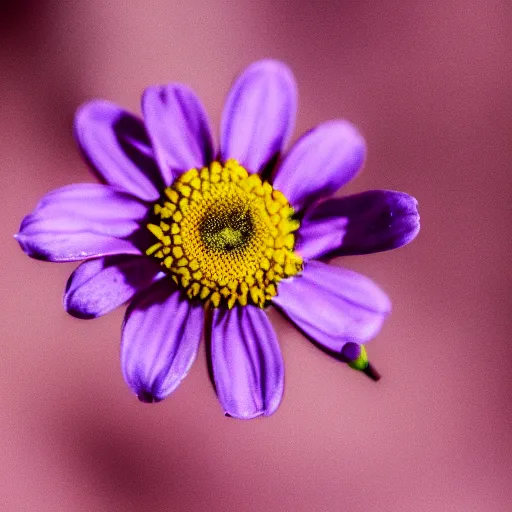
[{"left": 16, "top": 60, "right": 419, "bottom": 419}]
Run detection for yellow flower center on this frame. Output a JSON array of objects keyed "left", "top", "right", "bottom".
[{"left": 145, "top": 159, "right": 303, "bottom": 308}]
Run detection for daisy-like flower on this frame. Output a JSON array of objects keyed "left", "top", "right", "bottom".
[{"left": 16, "top": 60, "right": 419, "bottom": 419}]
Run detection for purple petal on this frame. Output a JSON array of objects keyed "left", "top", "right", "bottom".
[
  {"left": 297, "top": 190, "right": 420, "bottom": 260},
  {"left": 141, "top": 84, "right": 214, "bottom": 184},
  {"left": 74, "top": 100, "right": 164, "bottom": 201},
  {"left": 16, "top": 184, "right": 147, "bottom": 262},
  {"left": 121, "top": 280, "right": 204, "bottom": 403},
  {"left": 209, "top": 306, "right": 284, "bottom": 419},
  {"left": 221, "top": 60, "right": 297, "bottom": 174},
  {"left": 273, "top": 121, "right": 366, "bottom": 211},
  {"left": 64, "top": 255, "right": 163, "bottom": 319},
  {"left": 273, "top": 261, "right": 391, "bottom": 354}
]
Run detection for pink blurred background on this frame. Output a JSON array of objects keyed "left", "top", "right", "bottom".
[{"left": 1, "top": 1, "right": 511, "bottom": 511}]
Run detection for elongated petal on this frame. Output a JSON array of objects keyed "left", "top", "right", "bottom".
[
  {"left": 121, "top": 281, "right": 203, "bottom": 403},
  {"left": 209, "top": 306, "right": 284, "bottom": 419},
  {"left": 273, "top": 261, "right": 391, "bottom": 354},
  {"left": 74, "top": 100, "right": 163, "bottom": 201},
  {"left": 142, "top": 84, "right": 214, "bottom": 184},
  {"left": 221, "top": 60, "right": 297, "bottom": 174},
  {"left": 64, "top": 255, "right": 163, "bottom": 319},
  {"left": 16, "top": 184, "right": 147, "bottom": 261},
  {"left": 297, "top": 190, "right": 420, "bottom": 260},
  {"left": 273, "top": 121, "right": 366, "bottom": 211}
]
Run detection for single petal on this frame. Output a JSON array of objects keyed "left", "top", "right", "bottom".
[
  {"left": 221, "top": 60, "right": 297, "bottom": 174},
  {"left": 141, "top": 84, "right": 214, "bottom": 184},
  {"left": 121, "top": 280, "right": 204, "bottom": 403},
  {"left": 273, "top": 261, "right": 391, "bottom": 355},
  {"left": 209, "top": 306, "right": 284, "bottom": 419},
  {"left": 297, "top": 190, "right": 420, "bottom": 260},
  {"left": 273, "top": 120, "right": 366, "bottom": 211},
  {"left": 74, "top": 100, "right": 164, "bottom": 201},
  {"left": 64, "top": 255, "right": 164, "bottom": 319},
  {"left": 16, "top": 184, "right": 147, "bottom": 262}
]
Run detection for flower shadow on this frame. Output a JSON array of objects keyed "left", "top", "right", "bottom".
[{"left": 46, "top": 388, "right": 213, "bottom": 511}]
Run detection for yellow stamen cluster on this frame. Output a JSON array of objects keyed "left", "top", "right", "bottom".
[{"left": 146, "top": 159, "right": 303, "bottom": 308}]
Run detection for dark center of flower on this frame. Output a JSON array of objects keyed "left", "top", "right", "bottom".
[{"left": 200, "top": 204, "right": 254, "bottom": 253}]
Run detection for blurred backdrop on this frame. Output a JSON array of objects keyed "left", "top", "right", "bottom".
[{"left": 1, "top": 1, "right": 511, "bottom": 511}]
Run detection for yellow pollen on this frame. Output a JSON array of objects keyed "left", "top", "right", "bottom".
[{"left": 146, "top": 159, "right": 303, "bottom": 308}]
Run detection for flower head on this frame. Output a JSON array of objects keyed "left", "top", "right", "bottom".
[{"left": 16, "top": 60, "right": 419, "bottom": 419}]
